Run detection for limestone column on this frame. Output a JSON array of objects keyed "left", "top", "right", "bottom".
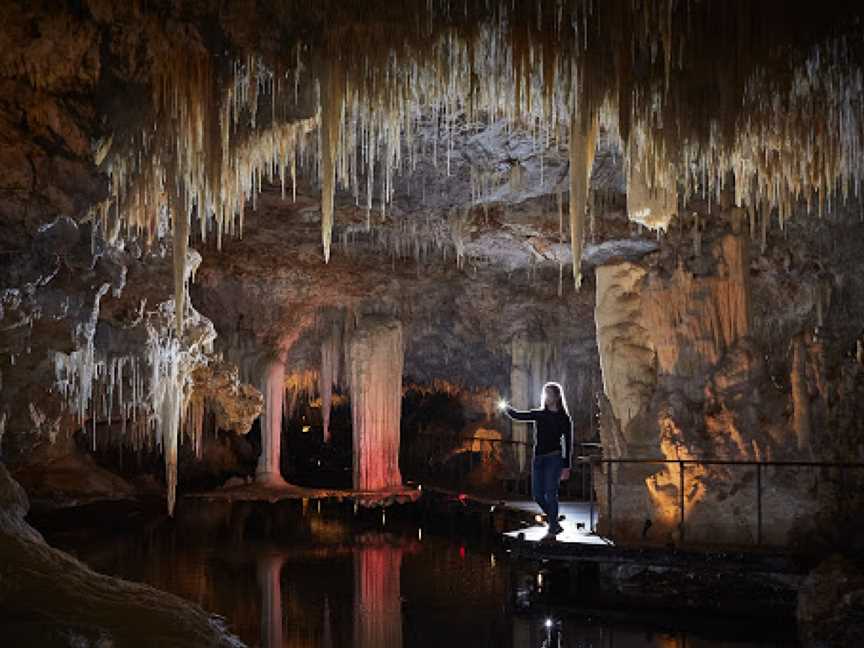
[
  {"left": 353, "top": 544, "right": 403, "bottom": 648},
  {"left": 257, "top": 359, "right": 287, "bottom": 486},
  {"left": 348, "top": 317, "right": 403, "bottom": 491}
]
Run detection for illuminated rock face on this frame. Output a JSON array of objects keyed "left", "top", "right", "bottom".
[
  {"left": 349, "top": 318, "right": 404, "bottom": 492},
  {"left": 594, "top": 233, "right": 816, "bottom": 544}
]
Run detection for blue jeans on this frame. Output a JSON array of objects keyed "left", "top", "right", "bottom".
[{"left": 532, "top": 453, "right": 562, "bottom": 526}]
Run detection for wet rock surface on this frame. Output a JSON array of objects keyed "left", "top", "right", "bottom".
[
  {"left": 0, "top": 463, "right": 246, "bottom": 647},
  {"left": 798, "top": 556, "right": 864, "bottom": 647}
]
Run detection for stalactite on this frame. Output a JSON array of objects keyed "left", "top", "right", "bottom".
[
  {"left": 93, "top": 2, "right": 864, "bottom": 283},
  {"left": 348, "top": 318, "right": 403, "bottom": 491},
  {"left": 319, "top": 321, "right": 342, "bottom": 445},
  {"left": 320, "top": 61, "right": 343, "bottom": 264},
  {"left": 568, "top": 109, "right": 598, "bottom": 290}
]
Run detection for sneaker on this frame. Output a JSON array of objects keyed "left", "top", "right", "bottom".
[{"left": 548, "top": 523, "right": 564, "bottom": 535}]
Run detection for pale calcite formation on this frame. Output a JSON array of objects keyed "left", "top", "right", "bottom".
[
  {"left": 568, "top": 111, "right": 599, "bottom": 289},
  {"left": 509, "top": 334, "right": 557, "bottom": 471},
  {"left": 627, "top": 151, "right": 678, "bottom": 231},
  {"left": 592, "top": 234, "right": 808, "bottom": 543},
  {"left": 256, "top": 359, "right": 288, "bottom": 486},
  {"left": 594, "top": 261, "right": 655, "bottom": 444},
  {"left": 348, "top": 317, "right": 404, "bottom": 491},
  {"left": 188, "top": 362, "right": 264, "bottom": 437},
  {"left": 319, "top": 321, "right": 343, "bottom": 444},
  {"left": 641, "top": 234, "right": 751, "bottom": 378}
]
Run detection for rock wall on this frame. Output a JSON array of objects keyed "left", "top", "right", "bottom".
[
  {"left": 0, "top": 463, "right": 245, "bottom": 647},
  {"left": 594, "top": 233, "right": 818, "bottom": 545}
]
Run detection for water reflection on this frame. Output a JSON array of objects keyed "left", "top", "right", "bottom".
[
  {"left": 256, "top": 537, "right": 405, "bottom": 648},
  {"left": 257, "top": 553, "right": 285, "bottom": 648},
  {"left": 353, "top": 538, "right": 404, "bottom": 648},
  {"left": 38, "top": 501, "right": 797, "bottom": 648}
]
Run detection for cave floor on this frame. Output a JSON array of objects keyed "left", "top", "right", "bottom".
[{"left": 186, "top": 481, "right": 422, "bottom": 508}]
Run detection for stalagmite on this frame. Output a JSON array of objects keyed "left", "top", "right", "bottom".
[
  {"left": 348, "top": 317, "right": 403, "bottom": 491},
  {"left": 353, "top": 544, "right": 404, "bottom": 648},
  {"left": 568, "top": 109, "right": 598, "bottom": 289},
  {"left": 791, "top": 335, "right": 812, "bottom": 453},
  {"left": 257, "top": 359, "right": 288, "bottom": 486}
]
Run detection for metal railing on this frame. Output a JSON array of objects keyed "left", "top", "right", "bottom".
[
  {"left": 402, "top": 432, "right": 864, "bottom": 547},
  {"left": 401, "top": 432, "right": 593, "bottom": 499},
  {"left": 581, "top": 455, "right": 864, "bottom": 546}
]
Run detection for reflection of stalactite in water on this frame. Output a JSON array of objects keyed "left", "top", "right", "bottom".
[{"left": 353, "top": 544, "right": 403, "bottom": 648}]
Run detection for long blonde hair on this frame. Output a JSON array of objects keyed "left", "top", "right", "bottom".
[{"left": 541, "top": 381, "right": 570, "bottom": 416}]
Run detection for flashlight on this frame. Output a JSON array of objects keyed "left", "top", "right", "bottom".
[{"left": 497, "top": 399, "right": 508, "bottom": 411}]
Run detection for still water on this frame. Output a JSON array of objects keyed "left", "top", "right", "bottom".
[{"left": 37, "top": 499, "right": 798, "bottom": 648}]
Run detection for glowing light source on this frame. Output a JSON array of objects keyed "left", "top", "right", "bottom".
[
  {"left": 497, "top": 399, "right": 509, "bottom": 411},
  {"left": 545, "top": 618, "right": 553, "bottom": 629}
]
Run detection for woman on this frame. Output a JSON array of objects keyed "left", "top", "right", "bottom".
[{"left": 504, "top": 382, "right": 573, "bottom": 536}]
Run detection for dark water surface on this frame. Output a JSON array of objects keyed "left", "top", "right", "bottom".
[{"left": 35, "top": 499, "right": 799, "bottom": 648}]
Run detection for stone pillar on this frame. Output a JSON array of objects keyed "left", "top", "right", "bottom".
[
  {"left": 348, "top": 317, "right": 403, "bottom": 491},
  {"left": 257, "top": 359, "right": 287, "bottom": 486},
  {"left": 353, "top": 544, "right": 403, "bottom": 648}
]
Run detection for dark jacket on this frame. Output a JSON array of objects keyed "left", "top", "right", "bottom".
[{"left": 505, "top": 407, "right": 573, "bottom": 468}]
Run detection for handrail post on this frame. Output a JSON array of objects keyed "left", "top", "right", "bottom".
[
  {"left": 756, "top": 462, "right": 763, "bottom": 546},
  {"left": 678, "top": 460, "right": 685, "bottom": 544},
  {"left": 606, "top": 459, "right": 613, "bottom": 540},
  {"left": 589, "top": 458, "right": 595, "bottom": 534}
]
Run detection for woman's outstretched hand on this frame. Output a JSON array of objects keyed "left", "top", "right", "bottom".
[{"left": 560, "top": 468, "right": 571, "bottom": 481}]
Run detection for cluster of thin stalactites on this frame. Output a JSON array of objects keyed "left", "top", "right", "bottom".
[
  {"left": 63, "top": 1, "right": 863, "bottom": 505},
  {"left": 95, "top": 2, "right": 863, "bottom": 302}
]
